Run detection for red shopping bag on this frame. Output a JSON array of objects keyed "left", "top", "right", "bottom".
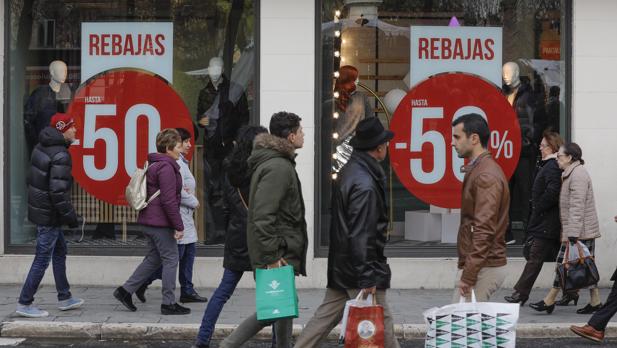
[{"left": 344, "top": 298, "right": 385, "bottom": 348}]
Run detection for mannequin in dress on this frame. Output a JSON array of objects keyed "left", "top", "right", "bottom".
[
  {"left": 332, "top": 65, "right": 372, "bottom": 172},
  {"left": 24, "top": 60, "right": 72, "bottom": 153}
]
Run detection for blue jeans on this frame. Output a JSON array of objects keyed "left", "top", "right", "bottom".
[
  {"left": 196, "top": 268, "right": 244, "bottom": 345},
  {"left": 145, "top": 243, "right": 197, "bottom": 296},
  {"left": 19, "top": 226, "right": 72, "bottom": 305}
]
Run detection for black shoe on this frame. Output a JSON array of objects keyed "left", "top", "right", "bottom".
[
  {"left": 191, "top": 344, "right": 209, "bottom": 348},
  {"left": 504, "top": 292, "right": 528, "bottom": 306},
  {"left": 577, "top": 303, "right": 603, "bottom": 314},
  {"left": 113, "top": 286, "right": 137, "bottom": 312},
  {"left": 161, "top": 303, "right": 191, "bottom": 315},
  {"left": 529, "top": 300, "right": 555, "bottom": 314},
  {"left": 180, "top": 293, "right": 208, "bottom": 303},
  {"left": 135, "top": 284, "right": 147, "bottom": 303},
  {"left": 555, "top": 292, "right": 579, "bottom": 306}
]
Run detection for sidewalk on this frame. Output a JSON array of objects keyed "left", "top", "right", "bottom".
[{"left": 0, "top": 285, "right": 615, "bottom": 340}]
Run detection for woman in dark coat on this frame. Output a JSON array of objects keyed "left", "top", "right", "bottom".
[
  {"left": 505, "top": 131, "right": 564, "bottom": 305},
  {"left": 193, "top": 125, "right": 268, "bottom": 348}
]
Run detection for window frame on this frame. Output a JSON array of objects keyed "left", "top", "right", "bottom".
[
  {"left": 313, "top": 0, "right": 573, "bottom": 258},
  {"left": 3, "top": 0, "right": 261, "bottom": 257}
]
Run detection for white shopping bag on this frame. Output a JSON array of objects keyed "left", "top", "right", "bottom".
[
  {"left": 423, "top": 290, "right": 519, "bottom": 348},
  {"left": 338, "top": 292, "right": 374, "bottom": 344}
]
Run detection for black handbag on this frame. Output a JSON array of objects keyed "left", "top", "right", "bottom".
[{"left": 556, "top": 242, "right": 600, "bottom": 292}]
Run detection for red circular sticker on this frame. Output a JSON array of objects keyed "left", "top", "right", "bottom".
[
  {"left": 68, "top": 70, "right": 194, "bottom": 205},
  {"left": 388, "top": 73, "right": 521, "bottom": 209}
]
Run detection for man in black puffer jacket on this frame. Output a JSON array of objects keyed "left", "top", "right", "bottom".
[
  {"left": 16, "top": 113, "right": 84, "bottom": 318},
  {"left": 295, "top": 117, "right": 400, "bottom": 348}
]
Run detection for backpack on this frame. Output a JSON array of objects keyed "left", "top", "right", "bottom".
[{"left": 125, "top": 161, "right": 160, "bottom": 211}]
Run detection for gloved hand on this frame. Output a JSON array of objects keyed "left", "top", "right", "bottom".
[{"left": 568, "top": 236, "right": 578, "bottom": 244}]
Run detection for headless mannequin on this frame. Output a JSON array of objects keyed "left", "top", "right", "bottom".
[
  {"left": 333, "top": 76, "right": 372, "bottom": 172},
  {"left": 24, "top": 60, "right": 72, "bottom": 153}
]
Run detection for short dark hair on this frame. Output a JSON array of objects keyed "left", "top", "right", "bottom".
[
  {"left": 562, "top": 142, "right": 584, "bottom": 165},
  {"left": 156, "top": 128, "right": 181, "bottom": 153},
  {"left": 175, "top": 127, "right": 191, "bottom": 142},
  {"left": 451, "top": 113, "right": 490, "bottom": 148},
  {"left": 269, "top": 111, "right": 302, "bottom": 138}
]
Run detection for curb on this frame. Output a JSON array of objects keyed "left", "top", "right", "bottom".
[{"left": 2, "top": 321, "right": 617, "bottom": 341}]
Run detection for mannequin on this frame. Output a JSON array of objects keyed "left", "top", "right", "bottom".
[
  {"left": 503, "top": 62, "right": 537, "bottom": 145},
  {"left": 196, "top": 57, "right": 249, "bottom": 244},
  {"left": 502, "top": 61, "right": 538, "bottom": 244},
  {"left": 24, "top": 60, "right": 72, "bottom": 153},
  {"left": 332, "top": 65, "right": 372, "bottom": 172}
]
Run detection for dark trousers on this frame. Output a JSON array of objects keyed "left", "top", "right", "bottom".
[
  {"left": 145, "top": 243, "right": 197, "bottom": 296},
  {"left": 589, "top": 280, "right": 617, "bottom": 331},
  {"left": 196, "top": 268, "right": 244, "bottom": 345},
  {"left": 513, "top": 237, "right": 554, "bottom": 297},
  {"left": 19, "top": 226, "right": 72, "bottom": 305}
]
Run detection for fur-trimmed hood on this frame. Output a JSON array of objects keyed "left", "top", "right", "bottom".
[
  {"left": 247, "top": 133, "right": 296, "bottom": 173},
  {"left": 253, "top": 133, "right": 296, "bottom": 159}
]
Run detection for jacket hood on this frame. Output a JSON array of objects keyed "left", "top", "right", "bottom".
[
  {"left": 38, "top": 127, "right": 68, "bottom": 147},
  {"left": 247, "top": 133, "right": 296, "bottom": 171},
  {"left": 148, "top": 152, "right": 180, "bottom": 169}
]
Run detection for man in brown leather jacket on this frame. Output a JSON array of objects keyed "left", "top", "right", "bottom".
[{"left": 451, "top": 114, "right": 510, "bottom": 302}]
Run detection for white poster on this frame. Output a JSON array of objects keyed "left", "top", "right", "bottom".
[
  {"left": 410, "top": 26, "right": 502, "bottom": 87},
  {"left": 81, "top": 22, "right": 173, "bottom": 83}
]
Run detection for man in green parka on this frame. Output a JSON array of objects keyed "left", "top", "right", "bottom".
[{"left": 219, "top": 111, "right": 307, "bottom": 348}]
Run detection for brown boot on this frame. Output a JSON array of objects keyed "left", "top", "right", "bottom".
[{"left": 570, "top": 324, "right": 604, "bottom": 342}]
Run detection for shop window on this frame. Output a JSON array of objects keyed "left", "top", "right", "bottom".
[
  {"left": 6, "top": 0, "right": 258, "bottom": 254},
  {"left": 317, "top": 0, "right": 570, "bottom": 256}
]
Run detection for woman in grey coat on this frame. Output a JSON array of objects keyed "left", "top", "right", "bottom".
[{"left": 530, "top": 142, "right": 601, "bottom": 315}]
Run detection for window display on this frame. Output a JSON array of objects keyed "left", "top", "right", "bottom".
[
  {"left": 317, "top": 0, "right": 570, "bottom": 255},
  {"left": 7, "top": 0, "right": 257, "bottom": 252}
]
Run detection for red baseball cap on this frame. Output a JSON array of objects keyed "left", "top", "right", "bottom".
[{"left": 50, "top": 113, "right": 75, "bottom": 133}]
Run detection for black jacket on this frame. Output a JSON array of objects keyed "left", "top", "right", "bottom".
[
  {"left": 28, "top": 127, "right": 78, "bottom": 227},
  {"left": 327, "top": 151, "right": 391, "bottom": 290},
  {"left": 222, "top": 169, "right": 252, "bottom": 272},
  {"left": 526, "top": 157, "right": 562, "bottom": 240}
]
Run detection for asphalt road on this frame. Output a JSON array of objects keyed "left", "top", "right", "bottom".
[{"left": 5, "top": 338, "right": 617, "bottom": 347}]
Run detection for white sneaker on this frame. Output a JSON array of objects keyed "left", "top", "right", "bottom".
[
  {"left": 16, "top": 304, "right": 49, "bottom": 318},
  {"left": 58, "top": 297, "right": 85, "bottom": 311}
]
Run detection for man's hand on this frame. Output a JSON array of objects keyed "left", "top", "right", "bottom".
[
  {"left": 458, "top": 280, "right": 473, "bottom": 297},
  {"left": 174, "top": 230, "right": 184, "bottom": 240},
  {"left": 361, "top": 286, "right": 377, "bottom": 300},
  {"left": 267, "top": 258, "right": 288, "bottom": 269},
  {"left": 199, "top": 117, "right": 209, "bottom": 127}
]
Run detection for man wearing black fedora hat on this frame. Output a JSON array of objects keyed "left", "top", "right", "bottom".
[{"left": 294, "top": 117, "right": 400, "bottom": 348}]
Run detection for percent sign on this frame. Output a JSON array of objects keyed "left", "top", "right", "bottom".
[{"left": 490, "top": 130, "right": 513, "bottom": 159}]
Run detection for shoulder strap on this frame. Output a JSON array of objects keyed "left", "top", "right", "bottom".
[{"left": 238, "top": 188, "right": 248, "bottom": 210}]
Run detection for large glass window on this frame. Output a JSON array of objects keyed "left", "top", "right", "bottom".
[
  {"left": 317, "top": 0, "right": 570, "bottom": 256},
  {"left": 6, "top": 0, "right": 258, "bottom": 253}
]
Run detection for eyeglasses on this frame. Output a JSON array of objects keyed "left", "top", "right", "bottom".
[{"left": 556, "top": 153, "right": 567, "bottom": 158}]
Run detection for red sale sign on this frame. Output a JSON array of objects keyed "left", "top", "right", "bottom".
[
  {"left": 68, "top": 70, "right": 194, "bottom": 205},
  {"left": 389, "top": 73, "right": 521, "bottom": 209}
]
